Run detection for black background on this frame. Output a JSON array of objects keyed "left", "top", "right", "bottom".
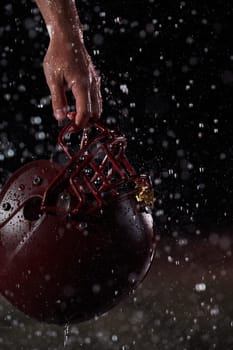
[{"left": 0, "top": 0, "right": 233, "bottom": 236}]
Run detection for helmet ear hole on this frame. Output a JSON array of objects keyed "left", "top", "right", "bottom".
[{"left": 23, "top": 197, "right": 42, "bottom": 221}]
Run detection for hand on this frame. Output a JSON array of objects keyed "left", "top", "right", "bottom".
[{"left": 43, "top": 32, "right": 102, "bottom": 128}]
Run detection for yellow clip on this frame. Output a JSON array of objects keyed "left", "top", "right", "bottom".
[{"left": 135, "top": 185, "right": 154, "bottom": 209}]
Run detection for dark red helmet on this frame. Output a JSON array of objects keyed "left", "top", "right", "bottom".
[{"left": 0, "top": 120, "right": 155, "bottom": 324}]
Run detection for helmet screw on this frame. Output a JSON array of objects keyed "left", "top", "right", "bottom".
[
  {"left": 2, "top": 202, "right": 11, "bottom": 211},
  {"left": 33, "top": 177, "right": 42, "bottom": 186}
]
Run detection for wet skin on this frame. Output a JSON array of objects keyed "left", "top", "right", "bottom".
[{"left": 35, "top": 0, "right": 102, "bottom": 127}]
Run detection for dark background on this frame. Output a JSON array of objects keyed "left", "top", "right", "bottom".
[
  {"left": 1, "top": 1, "right": 233, "bottom": 349},
  {"left": 1, "top": 0, "right": 233, "bottom": 237}
]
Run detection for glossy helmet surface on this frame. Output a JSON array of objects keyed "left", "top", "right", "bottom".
[{"left": 0, "top": 120, "right": 155, "bottom": 324}]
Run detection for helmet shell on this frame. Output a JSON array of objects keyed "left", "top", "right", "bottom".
[{"left": 0, "top": 160, "right": 155, "bottom": 324}]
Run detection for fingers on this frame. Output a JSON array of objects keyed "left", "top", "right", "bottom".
[
  {"left": 44, "top": 63, "right": 101, "bottom": 127},
  {"left": 47, "top": 76, "right": 101, "bottom": 128},
  {"left": 50, "top": 84, "right": 68, "bottom": 121},
  {"left": 90, "top": 75, "right": 102, "bottom": 121},
  {"left": 70, "top": 82, "right": 92, "bottom": 128},
  {"left": 43, "top": 37, "right": 102, "bottom": 128},
  {"left": 69, "top": 75, "right": 102, "bottom": 128},
  {"left": 43, "top": 65, "right": 68, "bottom": 122}
]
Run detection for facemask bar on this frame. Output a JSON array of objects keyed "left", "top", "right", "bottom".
[{"left": 41, "top": 121, "right": 153, "bottom": 216}]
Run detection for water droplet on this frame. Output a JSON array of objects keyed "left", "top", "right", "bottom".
[
  {"left": 2, "top": 202, "right": 11, "bottom": 211},
  {"left": 64, "top": 323, "right": 70, "bottom": 347},
  {"left": 78, "top": 222, "right": 87, "bottom": 231},
  {"left": 33, "top": 176, "right": 42, "bottom": 186},
  {"left": 121, "top": 345, "right": 130, "bottom": 350},
  {"left": 195, "top": 283, "right": 206, "bottom": 292},
  {"left": 41, "top": 167, "right": 48, "bottom": 174},
  {"left": 111, "top": 334, "right": 118, "bottom": 342}
]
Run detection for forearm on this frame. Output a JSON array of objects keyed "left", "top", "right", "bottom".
[
  {"left": 35, "top": 0, "right": 83, "bottom": 40},
  {"left": 34, "top": 0, "right": 102, "bottom": 126}
]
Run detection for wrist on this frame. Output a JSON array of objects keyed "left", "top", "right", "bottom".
[
  {"left": 36, "top": 0, "right": 83, "bottom": 41},
  {"left": 47, "top": 21, "right": 84, "bottom": 44}
]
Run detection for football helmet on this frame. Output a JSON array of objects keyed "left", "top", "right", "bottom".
[{"left": 0, "top": 119, "right": 155, "bottom": 324}]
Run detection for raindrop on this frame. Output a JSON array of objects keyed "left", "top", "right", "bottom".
[
  {"left": 195, "top": 283, "right": 206, "bottom": 292},
  {"left": 64, "top": 323, "right": 70, "bottom": 347},
  {"left": 111, "top": 334, "right": 118, "bottom": 342},
  {"left": 18, "top": 184, "right": 25, "bottom": 191}
]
